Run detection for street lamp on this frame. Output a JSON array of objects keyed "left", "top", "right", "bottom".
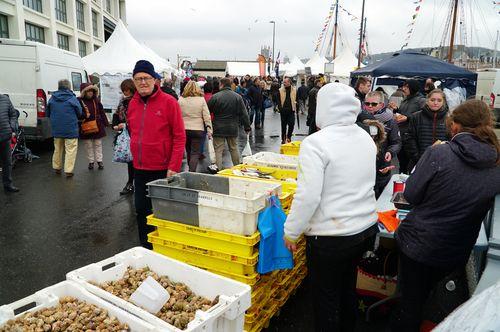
[{"left": 269, "top": 21, "right": 276, "bottom": 72}]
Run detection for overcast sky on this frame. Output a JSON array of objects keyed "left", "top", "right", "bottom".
[{"left": 126, "top": 0, "right": 499, "bottom": 63}]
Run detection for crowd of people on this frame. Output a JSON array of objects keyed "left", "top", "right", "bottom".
[{"left": 0, "top": 58, "right": 499, "bottom": 332}]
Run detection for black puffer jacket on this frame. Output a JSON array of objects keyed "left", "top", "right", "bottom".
[
  {"left": 407, "top": 105, "right": 449, "bottom": 162},
  {"left": 396, "top": 133, "right": 500, "bottom": 269},
  {"left": 207, "top": 87, "right": 251, "bottom": 137},
  {"left": 307, "top": 86, "right": 319, "bottom": 129},
  {"left": 397, "top": 92, "right": 426, "bottom": 135},
  {"left": 0, "top": 94, "right": 18, "bottom": 142}
]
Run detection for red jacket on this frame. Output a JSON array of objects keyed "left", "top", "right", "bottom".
[{"left": 127, "top": 87, "right": 186, "bottom": 171}]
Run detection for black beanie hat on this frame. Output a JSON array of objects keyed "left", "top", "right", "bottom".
[
  {"left": 405, "top": 79, "right": 421, "bottom": 96},
  {"left": 133, "top": 60, "right": 155, "bottom": 78}
]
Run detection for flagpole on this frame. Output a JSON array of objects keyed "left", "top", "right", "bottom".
[
  {"left": 357, "top": 0, "right": 366, "bottom": 68},
  {"left": 333, "top": 0, "right": 339, "bottom": 60}
]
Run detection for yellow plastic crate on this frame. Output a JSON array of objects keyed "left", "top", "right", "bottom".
[
  {"left": 204, "top": 267, "right": 260, "bottom": 286},
  {"left": 280, "top": 141, "right": 301, "bottom": 156},
  {"left": 217, "top": 165, "right": 297, "bottom": 193},
  {"left": 147, "top": 215, "right": 259, "bottom": 257},
  {"left": 149, "top": 231, "right": 258, "bottom": 275}
]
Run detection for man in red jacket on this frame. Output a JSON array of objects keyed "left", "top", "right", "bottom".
[{"left": 127, "top": 60, "right": 186, "bottom": 248}]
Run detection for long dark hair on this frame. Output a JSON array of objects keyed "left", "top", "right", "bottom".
[{"left": 450, "top": 100, "right": 500, "bottom": 165}]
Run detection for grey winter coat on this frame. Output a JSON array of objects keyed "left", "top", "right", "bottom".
[
  {"left": 396, "top": 132, "right": 500, "bottom": 269},
  {"left": 207, "top": 87, "right": 251, "bottom": 137},
  {"left": 0, "top": 94, "right": 18, "bottom": 142}
]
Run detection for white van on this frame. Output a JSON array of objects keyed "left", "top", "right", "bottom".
[
  {"left": 0, "top": 39, "right": 88, "bottom": 140},
  {"left": 475, "top": 68, "right": 500, "bottom": 126}
]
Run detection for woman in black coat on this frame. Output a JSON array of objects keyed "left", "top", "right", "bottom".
[
  {"left": 392, "top": 100, "right": 500, "bottom": 331},
  {"left": 406, "top": 89, "right": 450, "bottom": 168}
]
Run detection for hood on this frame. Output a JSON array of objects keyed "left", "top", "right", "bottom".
[
  {"left": 316, "top": 83, "right": 361, "bottom": 128},
  {"left": 449, "top": 133, "right": 498, "bottom": 169},
  {"left": 79, "top": 83, "right": 99, "bottom": 98},
  {"left": 405, "top": 79, "right": 421, "bottom": 96},
  {"left": 51, "top": 89, "right": 76, "bottom": 102}
]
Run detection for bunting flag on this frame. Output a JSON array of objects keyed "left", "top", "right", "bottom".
[
  {"left": 314, "top": 2, "right": 336, "bottom": 52},
  {"left": 401, "top": 0, "right": 424, "bottom": 49}
]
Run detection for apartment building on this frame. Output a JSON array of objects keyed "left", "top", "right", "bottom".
[{"left": 0, "top": 0, "right": 126, "bottom": 57}]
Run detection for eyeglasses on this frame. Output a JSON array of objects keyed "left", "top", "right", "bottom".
[
  {"left": 133, "top": 77, "right": 154, "bottom": 83},
  {"left": 364, "top": 102, "right": 380, "bottom": 107}
]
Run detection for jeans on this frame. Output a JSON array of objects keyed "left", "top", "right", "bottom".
[
  {"left": 134, "top": 169, "right": 167, "bottom": 248},
  {"left": 185, "top": 130, "right": 204, "bottom": 172},
  {"left": 250, "top": 105, "right": 261, "bottom": 128},
  {"left": 306, "top": 225, "right": 377, "bottom": 332},
  {"left": 213, "top": 136, "right": 239, "bottom": 170},
  {"left": 0, "top": 139, "right": 12, "bottom": 187},
  {"left": 53, "top": 138, "right": 78, "bottom": 174},
  {"left": 280, "top": 110, "right": 295, "bottom": 142}
]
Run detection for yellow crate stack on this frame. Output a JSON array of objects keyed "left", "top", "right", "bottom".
[
  {"left": 280, "top": 141, "right": 301, "bottom": 156},
  {"left": 147, "top": 164, "right": 308, "bottom": 332}
]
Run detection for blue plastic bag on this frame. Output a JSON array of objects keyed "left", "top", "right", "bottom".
[
  {"left": 257, "top": 196, "right": 294, "bottom": 274},
  {"left": 112, "top": 126, "right": 133, "bottom": 163}
]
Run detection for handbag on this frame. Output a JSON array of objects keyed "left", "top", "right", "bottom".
[
  {"left": 112, "top": 125, "right": 133, "bottom": 163},
  {"left": 81, "top": 100, "right": 99, "bottom": 135}
]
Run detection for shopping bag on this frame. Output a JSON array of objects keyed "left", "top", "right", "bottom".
[
  {"left": 206, "top": 136, "right": 219, "bottom": 174},
  {"left": 241, "top": 134, "right": 252, "bottom": 157},
  {"left": 112, "top": 126, "right": 133, "bottom": 163},
  {"left": 257, "top": 196, "right": 293, "bottom": 274}
]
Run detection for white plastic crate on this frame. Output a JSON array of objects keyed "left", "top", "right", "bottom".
[
  {"left": 67, "top": 247, "right": 251, "bottom": 332},
  {"left": 148, "top": 173, "right": 281, "bottom": 235},
  {"left": 243, "top": 152, "right": 299, "bottom": 170},
  {"left": 0, "top": 281, "right": 156, "bottom": 331}
]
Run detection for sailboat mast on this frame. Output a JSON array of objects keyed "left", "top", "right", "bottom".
[
  {"left": 448, "top": 0, "right": 459, "bottom": 63},
  {"left": 333, "top": 0, "right": 339, "bottom": 59},
  {"left": 357, "top": 0, "right": 366, "bottom": 68}
]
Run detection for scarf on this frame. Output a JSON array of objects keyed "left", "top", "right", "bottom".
[{"left": 373, "top": 108, "right": 394, "bottom": 124}]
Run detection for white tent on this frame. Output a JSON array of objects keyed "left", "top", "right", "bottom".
[
  {"left": 226, "top": 62, "right": 260, "bottom": 76},
  {"left": 305, "top": 52, "right": 328, "bottom": 75},
  {"left": 284, "top": 56, "right": 305, "bottom": 76},
  {"left": 82, "top": 20, "right": 176, "bottom": 75},
  {"left": 329, "top": 47, "right": 364, "bottom": 80}
]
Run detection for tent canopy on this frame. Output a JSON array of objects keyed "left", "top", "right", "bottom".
[
  {"left": 284, "top": 56, "right": 305, "bottom": 76},
  {"left": 226, "top": 62, "right": 260, "bottom": 76},
  {"left": 82, "top": 20, "right": 176, "bottom": 75},
  {"left": 330, "top": 47, "right": 363, "bottom": 78},
  {"left": 351, "top": 51, "right": 476, "bottom": 80},
  {"left": 351, "top": 51, "right": 477, "bottom": 96},
  {"left": 305, "top": 52, "right": 328, "bottom": 75}
]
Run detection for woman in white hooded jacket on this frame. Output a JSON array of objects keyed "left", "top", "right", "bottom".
[{"left": 284, "top": 83, "right": 379, "bottom": 332}]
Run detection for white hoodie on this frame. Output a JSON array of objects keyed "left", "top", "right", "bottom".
[{"left": 284, "top": 83, "right": 377, "bottom": 241}]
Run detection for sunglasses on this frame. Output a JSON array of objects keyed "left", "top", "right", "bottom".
[{"left": 364, "top": 102, "right": 380, "bottom": 107}]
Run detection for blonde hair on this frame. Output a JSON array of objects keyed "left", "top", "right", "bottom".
[
  {"left": 426, "top": 89, "right": 447, "bottom": 108},
  {"left": 182, "top": 81, "right": 203, "bottom": 98}
]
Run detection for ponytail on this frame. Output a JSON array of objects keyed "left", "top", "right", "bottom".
[{"left": 451, "top": 100, "right": 500, "bottom": 165}]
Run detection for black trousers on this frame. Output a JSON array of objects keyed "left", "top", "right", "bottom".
[
  {"left": 0, "top": 139, "right": 12, "bottom": 188},
  {"left": 306, "top": 225, "right": 377, "bottom": 332},
  {"left": 127, "top": 162, "right": 134, "bottom": 185},
  {"left": 280, "top": 110, "right": 295, "bottom": 141},
  {"left": 134, "top": 169, "right": 167, "bottom": 249},
  {"left": 391, "top": 252, "right": 456, "bottom": 332},
  {"left": 398, "top": 146, "right": 411, "bottom": 174}
]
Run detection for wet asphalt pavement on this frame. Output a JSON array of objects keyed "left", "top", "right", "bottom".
[{"left": 0, "top": 108, "right": 389, "bottom": 331}]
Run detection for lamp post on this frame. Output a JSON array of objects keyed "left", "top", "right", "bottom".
[{"left": 269, "top": 21, "right": 276, "bottom": 71}]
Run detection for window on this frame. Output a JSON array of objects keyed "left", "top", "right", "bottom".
[
  {"left": 25, "top": 22, "right": 44, "bottom": 43},
  {"left": 57, "top": 33, "right": 69, "bottom": 50},
  {"left": 76, "top": 1, "right": 85, "bottom": 31},
  {"left": 78, "top": 39, "right": 86, "bottom": 57},
  {"left": 92, "top": 11, "right": 98, "bottom": 37},
  {"left": 23, "top": 0, "right": 42, "bottom": 13},
  {"left": 94, "top": 44, "right": 100, "bottom": 51},
  {"left": 105, "top": 0, "right": 111, "bottom": 13},
  {"left": 0, "top": 14, "right": 8, "bottom": 38},
  {"left": 71, "top": 72, "right": 83, "bottom": 91},
  {"left": 55, "top": 0, "right": 67, "bottom": 23}
]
